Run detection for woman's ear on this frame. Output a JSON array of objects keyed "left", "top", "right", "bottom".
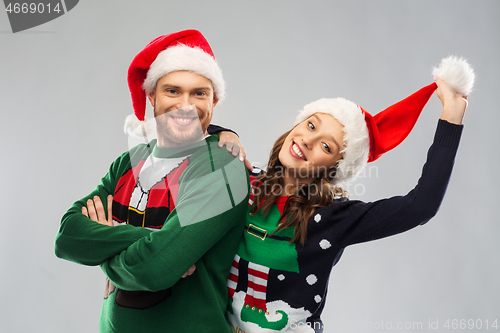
[{"left": 328, "top": 164, "right": 339, "bottom": 179}]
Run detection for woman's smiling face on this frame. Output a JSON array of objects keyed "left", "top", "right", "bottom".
[{"left": 279, "top": 112, "right": 345, "bottom": 183}]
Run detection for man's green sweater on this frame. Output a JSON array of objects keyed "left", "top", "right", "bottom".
[{"left": 55, "top": 135, "right": 249, "bottom": 332}]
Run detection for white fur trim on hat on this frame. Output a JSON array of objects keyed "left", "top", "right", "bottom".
[
  {"left": 142, "top": 44, "right": 226, "bottom": 101},
  {"left": 432, "top": 56, "right": 475, "bottom": 96},
  {"left": 295, "top": 98, "right": 370, "bottom": 185}
]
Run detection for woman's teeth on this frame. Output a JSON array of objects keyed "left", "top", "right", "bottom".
[{"left": 293, "top": 143, "right": 304, "bottom": 159}]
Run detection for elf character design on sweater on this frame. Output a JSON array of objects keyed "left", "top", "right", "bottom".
[
  {"left": 227, "top": 120, "right": 463, "bottom": 332},
  {"left": 102, "top": 148, "right": 191, "bottom": 304},
  {"left": 112, "top": 151, "right": 190, "bottom": 229},
  {"left": 227, "top": 176, "right": 325, "bottom": 332}
]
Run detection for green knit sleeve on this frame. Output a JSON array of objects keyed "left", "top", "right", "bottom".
[
  {"left": 54, "top": 148, "right": 153, "bottom": 266},
  {"left": 100, "top": 140, "right": 250, "bottom": 291}
]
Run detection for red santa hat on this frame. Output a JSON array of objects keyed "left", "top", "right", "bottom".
[
  {"left": 295, "top": 56, "right": 475, "bottom": 184},
  {"left": 125, "top": 29, "right": 225, "bottom": 135}
]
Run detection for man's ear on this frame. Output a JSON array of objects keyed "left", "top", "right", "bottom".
[
  {"left": 212, "top": 96, "right": 219, "bottom": 108},
  {"left": 147, "top": 92, "right": 156, "bottom": 108}
]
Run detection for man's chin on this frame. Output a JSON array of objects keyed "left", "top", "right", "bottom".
[
  {"left": 154, "top": 118, "right": 203, "bottom": 144},
  {"left": 159, "top": 129, "right": 205, "bottom": 147}
]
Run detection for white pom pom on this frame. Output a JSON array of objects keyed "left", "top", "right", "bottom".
[
  {"left": 124, "top": 114, "right": 142, "bottom": 135},
  {"left": 124, "top": 114, "right": 156, "bottom": 137},
  {"left": 432, "top": 56, "right": 475, "bottom": 96}
]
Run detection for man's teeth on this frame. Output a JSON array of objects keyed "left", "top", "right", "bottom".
[
  {"left": 174, "top": 117, "right": 193, "bottom": 123},
  {"left": 293, "top": 143, "right": 304, "bottom": 159}
]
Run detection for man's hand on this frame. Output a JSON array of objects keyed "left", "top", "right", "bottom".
[
  {"left": 218, "top": 131, "right": 253, "bottom": 171},
  {"left": 181, "top": 264, "right": 196, "bottom": 278},
  {"left": 83, "top": 195, "right": 198, "bottom": 278},
  {"left": 82, "top": 195, "right": 114, "bottom": 226}
]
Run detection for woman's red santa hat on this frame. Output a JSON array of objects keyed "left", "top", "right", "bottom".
[
  {"left": 295, "top": 56, "right": 475, "bottom": 185},
  {"left": 125, "top": 29, "right": 225, "bottom": 135}
]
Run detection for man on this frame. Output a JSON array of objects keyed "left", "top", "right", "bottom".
[{"left": 55, "top": 30, "right": 249, "bottom": 332}]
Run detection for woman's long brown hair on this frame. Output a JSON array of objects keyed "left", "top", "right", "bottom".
[{"left": 250, "top": 129, "right": 346, "bottom": 245}]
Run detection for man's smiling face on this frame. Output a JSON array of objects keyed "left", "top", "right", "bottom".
[{"left": 148, "top": 70, "right": 218, "bottom": 147}]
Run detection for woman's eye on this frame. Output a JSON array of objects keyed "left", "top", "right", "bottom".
[
  {"left": 322, "top": 142, "right": 331, "bottom": 153},
  {"left": 308, "top": 122, "right": 315, "bottom": 130}
]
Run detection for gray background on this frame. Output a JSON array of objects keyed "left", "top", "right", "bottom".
[{"left": 1, "top": 1, "right": 498, "bottom": 332}]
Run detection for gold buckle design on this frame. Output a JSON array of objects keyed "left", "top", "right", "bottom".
[{"left": 246, "top": 223, "right": 267, "bottom": 240}]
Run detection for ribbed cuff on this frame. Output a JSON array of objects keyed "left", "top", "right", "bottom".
[{"left": 434, "top": 119, "right": 463, "bottom": 150}]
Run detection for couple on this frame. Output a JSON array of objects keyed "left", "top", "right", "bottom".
[{"left": 54, "top": 30, "right": 473, "bottom": 332}]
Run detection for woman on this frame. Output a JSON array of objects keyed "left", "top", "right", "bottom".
[
  {"left": 83, "top": 57, "right": 473, "bottom": 332},
  {"left": 224, "top": 57, "right": 473, "bottom": 333}
]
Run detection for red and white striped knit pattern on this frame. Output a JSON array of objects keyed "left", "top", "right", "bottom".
[
  {"left": 245, "top": 261, "right": 269, "bottom": 311},
  {"left": 227, "top": 255, "right": 270, "bottom": 311},
  {"left": 227, "top": 255, "right": 240, "bottom": 298}
]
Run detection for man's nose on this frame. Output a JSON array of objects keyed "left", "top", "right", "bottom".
[
  {"left": 176, "top": 104, "right": 196, "bottom": 115},
  {"left": 176, "top": 93, "right": 191, "bottom": 108}
]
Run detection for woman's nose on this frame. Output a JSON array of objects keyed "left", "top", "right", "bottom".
[{"left": 302, "top": 135, "right": 316, "bottom": 149}]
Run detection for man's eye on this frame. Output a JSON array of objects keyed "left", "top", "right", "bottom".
[
  {"left": 195, "top": 91, "right": 206, "bottom": 97},
  {"left": 308, "top": 122, "right": 315, "bottom": 130},
  {"left": 167, "top": 89, "right": 177, "bottom": 94},
  {"left": 322, "top": 142, "right": 330, "bottom": 153}
]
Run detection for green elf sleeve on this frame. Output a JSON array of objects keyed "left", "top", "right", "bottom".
[
  {"left": 100, "top": 141, "right": 250, "bottom": 292},
  {"left": 54, "top": 147, "right": 153, "bottom": 266}
]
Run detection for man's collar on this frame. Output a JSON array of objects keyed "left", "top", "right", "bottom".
[{"left": 152, "top": 135, "right": 215, "bottom": 159}]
